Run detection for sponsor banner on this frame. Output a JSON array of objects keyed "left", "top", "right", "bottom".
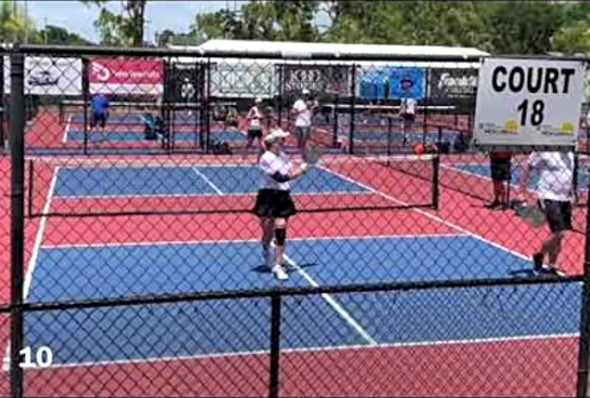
[
  {"left": 89, "top": 57, "right": 163, "bottom": 96},
  {"left": 281, "top": 65, "right": 351, "bottom": 97},
  {"left": 358, "top": 67, "right": 426, "bottom": 100},
  {"left": 4, "top": 56, "right": 82, "bottom": 95},
  {"left": 211, "top": 62, "right": 274, "bottom": 98},
  {"left": 429, "top": 68, "right": 478, "bottom": 98},
  {"left": 166, "top": 63, "right": 203, "bottom": 103}
]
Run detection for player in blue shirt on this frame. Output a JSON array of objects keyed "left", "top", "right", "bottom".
[{"left": 90, "top": 93, "right": 109, "bottom": 140}]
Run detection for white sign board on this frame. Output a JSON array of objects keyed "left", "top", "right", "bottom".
[
  {"left": 4, "top": 56, "right": 83, "bottom": 96},
  {"left": 473, "top": 57, "right": 586, "bottom": 148}
]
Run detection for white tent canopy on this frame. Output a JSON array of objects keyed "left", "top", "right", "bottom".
[{"left": 190, "top": 39, "right": 490, "bottom": 59}]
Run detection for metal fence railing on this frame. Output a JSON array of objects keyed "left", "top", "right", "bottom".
[{"left": 2, "top": 44, "right": 590, "bottom": 397}]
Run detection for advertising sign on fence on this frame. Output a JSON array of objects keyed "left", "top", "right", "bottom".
[
  {"left": 429, "top": 68, "right": 478, "bottom": 99},
  {"left": 4, "top": 56, "right": 83, "bottom": 95},
  {"left": 211, "top": 61, "right": 275, "bottom": 99},
  {"left": 89, "top": 57, "right": 164, "bottom": 96},
  {"left": 281, "top": 65, "right": 351, "bottom": 97},
  {"left": 473, "top": 57, "right": 586, "bottom": 148}
]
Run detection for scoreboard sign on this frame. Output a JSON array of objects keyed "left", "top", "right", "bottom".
[{"left": 473, "top": 57, "right": 586, "bottom": 148}]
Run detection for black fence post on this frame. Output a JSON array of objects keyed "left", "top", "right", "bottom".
[
  {"left": 198, "top": 61, "right": 206, "bottom": 150},
  {"left": 349, "top": 65, "right": 356, "bottom": 155},
  {"left": 192, "top": 61, "right": 199, "bottom": 150},
  {"left": 269, "top": 294, "right": 282, "bottom": 398},
  {"left": 205, "top": 58, "right": 212, "bottom": 153},
  {"left": 81, "top": 58, "right": 89, "bottom": 155},
  {"left": 10, "top": 48, "right": 25, "bottom": 398},
  {"left": 576, "top": 158, "right": 590, "bottom": 397},
  {"left": 422, "top": 68, "right": 429, "bottom": 146},
  {"left": 277, "top": 64, "right": 283, "bottom": 128},
  {"left": 0, "top": 53, "right": 4, "bottom": 149},
  {"left": 431, "top": 152, "right": 440, "bottom": 211},
  {"left": 27, "top": 159, "right": 33, "bottom": 218},
  {"left": 332, "top": 95, "right": 339, "bottom": 148}
]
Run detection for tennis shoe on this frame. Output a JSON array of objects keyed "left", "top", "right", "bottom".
[{"left": 272, "top": 264, "right": 288, "bottom": 281}]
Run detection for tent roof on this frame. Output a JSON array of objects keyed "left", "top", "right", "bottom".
[{"left": 170, "top": 39, "right": 489, "bottom": 60}]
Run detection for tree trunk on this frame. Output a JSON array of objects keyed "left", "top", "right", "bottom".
[{"left": 125, "top": 0, "right": 146, "bottom": 46}]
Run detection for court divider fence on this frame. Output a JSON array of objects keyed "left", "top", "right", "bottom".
[{"left": 3, "top": 43, "right": 590, "bottom": 397}]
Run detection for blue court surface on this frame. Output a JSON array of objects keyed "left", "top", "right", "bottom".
[
  {"left": 71, "top": 113, "right": 199, "bottom": 125},
  {"left": 25, "top": 235, "right": 580, "bottom": 365},
  {"left": 449, "top": 164, "right": 589, "bottom": 193},
  {"left": 53, "top": 165, "right": 369, "bottom": 198},
  {"left": 67, "top": 130, "right": 246, "bottom": 144}
]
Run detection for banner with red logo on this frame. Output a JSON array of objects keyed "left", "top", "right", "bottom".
[{"left": 89, "top": 57, "right": 163, "bottom": 96}]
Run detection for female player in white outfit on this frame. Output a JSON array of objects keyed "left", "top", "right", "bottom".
[{"left": 253, "top": 128, "right": 309, "bottom": 280}]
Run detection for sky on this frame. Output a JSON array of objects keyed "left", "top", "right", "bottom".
[{"left": 26, "top": 1, "right": 248, "bottom": 43}]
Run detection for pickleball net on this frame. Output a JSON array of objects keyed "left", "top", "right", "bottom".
[{"left": 25, "top": 153, "right": 439, "bottom": 218}]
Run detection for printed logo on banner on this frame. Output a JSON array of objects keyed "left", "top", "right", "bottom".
[
  {"left": 91, "top": 62, "right": 111, "bottom": 82},
  {"left": 430, "top": 69, "right": 478, "bottom": 98},
  {"left": 282, "top": 65, "right": 350, "bottom": 96},
  {"left": 473, "top": 57, "right": 586, "bottom": 148},
  {"left": 388, "top": 67, "right": 426, "bottom": 100},
  {"left": 89, "top": 57, "right": 163, "bottom": 95}
]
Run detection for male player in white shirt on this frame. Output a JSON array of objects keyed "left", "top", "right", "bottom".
[
  {"left": 518, "top": 150, "right": 575, "bottom": 276},
  {"left": 399, "top": 97, "right": 416, "bottom": 143},
  {"left": 253, "top": 128, "right": 309, "bottom": 280},
  {"left": 292, "top": 89, "right": 318, "bottom": 151}
]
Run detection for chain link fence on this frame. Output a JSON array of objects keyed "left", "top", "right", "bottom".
[{"left": 1, "top": 44, "right": 590, "bottom": 397}]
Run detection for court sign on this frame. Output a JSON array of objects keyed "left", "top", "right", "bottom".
[{"left": 473, "top": 57, "right": 586, "bottom": 148}]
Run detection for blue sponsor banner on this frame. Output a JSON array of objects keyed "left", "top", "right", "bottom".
[
  {"left": 387, "top": 67, "right": 426, "bottom": 99},
  {"left": 359, "top": 67, "right": 426, "bottom": 100}
]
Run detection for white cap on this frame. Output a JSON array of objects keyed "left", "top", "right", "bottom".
[
  {"left": 255, "top": 97, "right": 262, "bottom": 103},
  {"left": 264, "top": 128, "right": 290, "bottom": 145},
  {"left": 302, "top": 88, "right": 310, "bottom": 95}
]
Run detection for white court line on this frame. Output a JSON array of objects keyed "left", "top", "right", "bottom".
[
  {"left": 191, "top": 167, "right": 223, "bottom": 195},
  {"left": 281, "top": 252, "right": 377, "bottom": 345},
  {"left": 61, "top": 115, "right": 72, "bottom": 144},
  {"left": 3, "top": 167, "right": 60, "bottom": 371},
  {"left": 318, "top": 164, "right": 534, "bottom": 263},
  {"left": 39, "top": 233, "right": 467, "bottom": 250},
  {"left": 19, "top": 332, "right": 577, "bottom": 371}
]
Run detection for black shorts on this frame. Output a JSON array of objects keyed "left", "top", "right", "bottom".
[
  {"left": 248, "top": 128, "right": 262, "bottom": 139},
  {"left": 539, "top": 199, "right": 572, "bottom": 233},
  {"left": 402, "top": 113, "right": 415, "bottom": 122},
  {"left": 490, "top": 157, "right": 511, "bottom": 182},
  {"left": 253, "top": 189, "right": 296, "bottom": 218},
  {"left": 90, "top": 112, "right": 107, "bottom": 128}
]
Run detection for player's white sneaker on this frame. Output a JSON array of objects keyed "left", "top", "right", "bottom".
[{"left": 272, "top": 264, "right": 288, "bottom": 281}]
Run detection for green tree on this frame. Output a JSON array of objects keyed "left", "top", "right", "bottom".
[
  {"left": 484, "top": 1, "right": 566, "bottom": 55},
  {"left": 191, "top": 9, "right": 243, "bottom": 41},
  {"left": 552, "top": 1, "right": 590, "bottom": 54},
  {"left": 0, "top": 1, "right": 37, "bottom": 44},
  {"left": 37, "top": 25, "right": 94, "bottom": 46},
  {"left": 191, "top": 0, "right": 321, "bottom": 42},
  {"left": 82, "top": 0, "right": 148, "bottom": 47}
]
